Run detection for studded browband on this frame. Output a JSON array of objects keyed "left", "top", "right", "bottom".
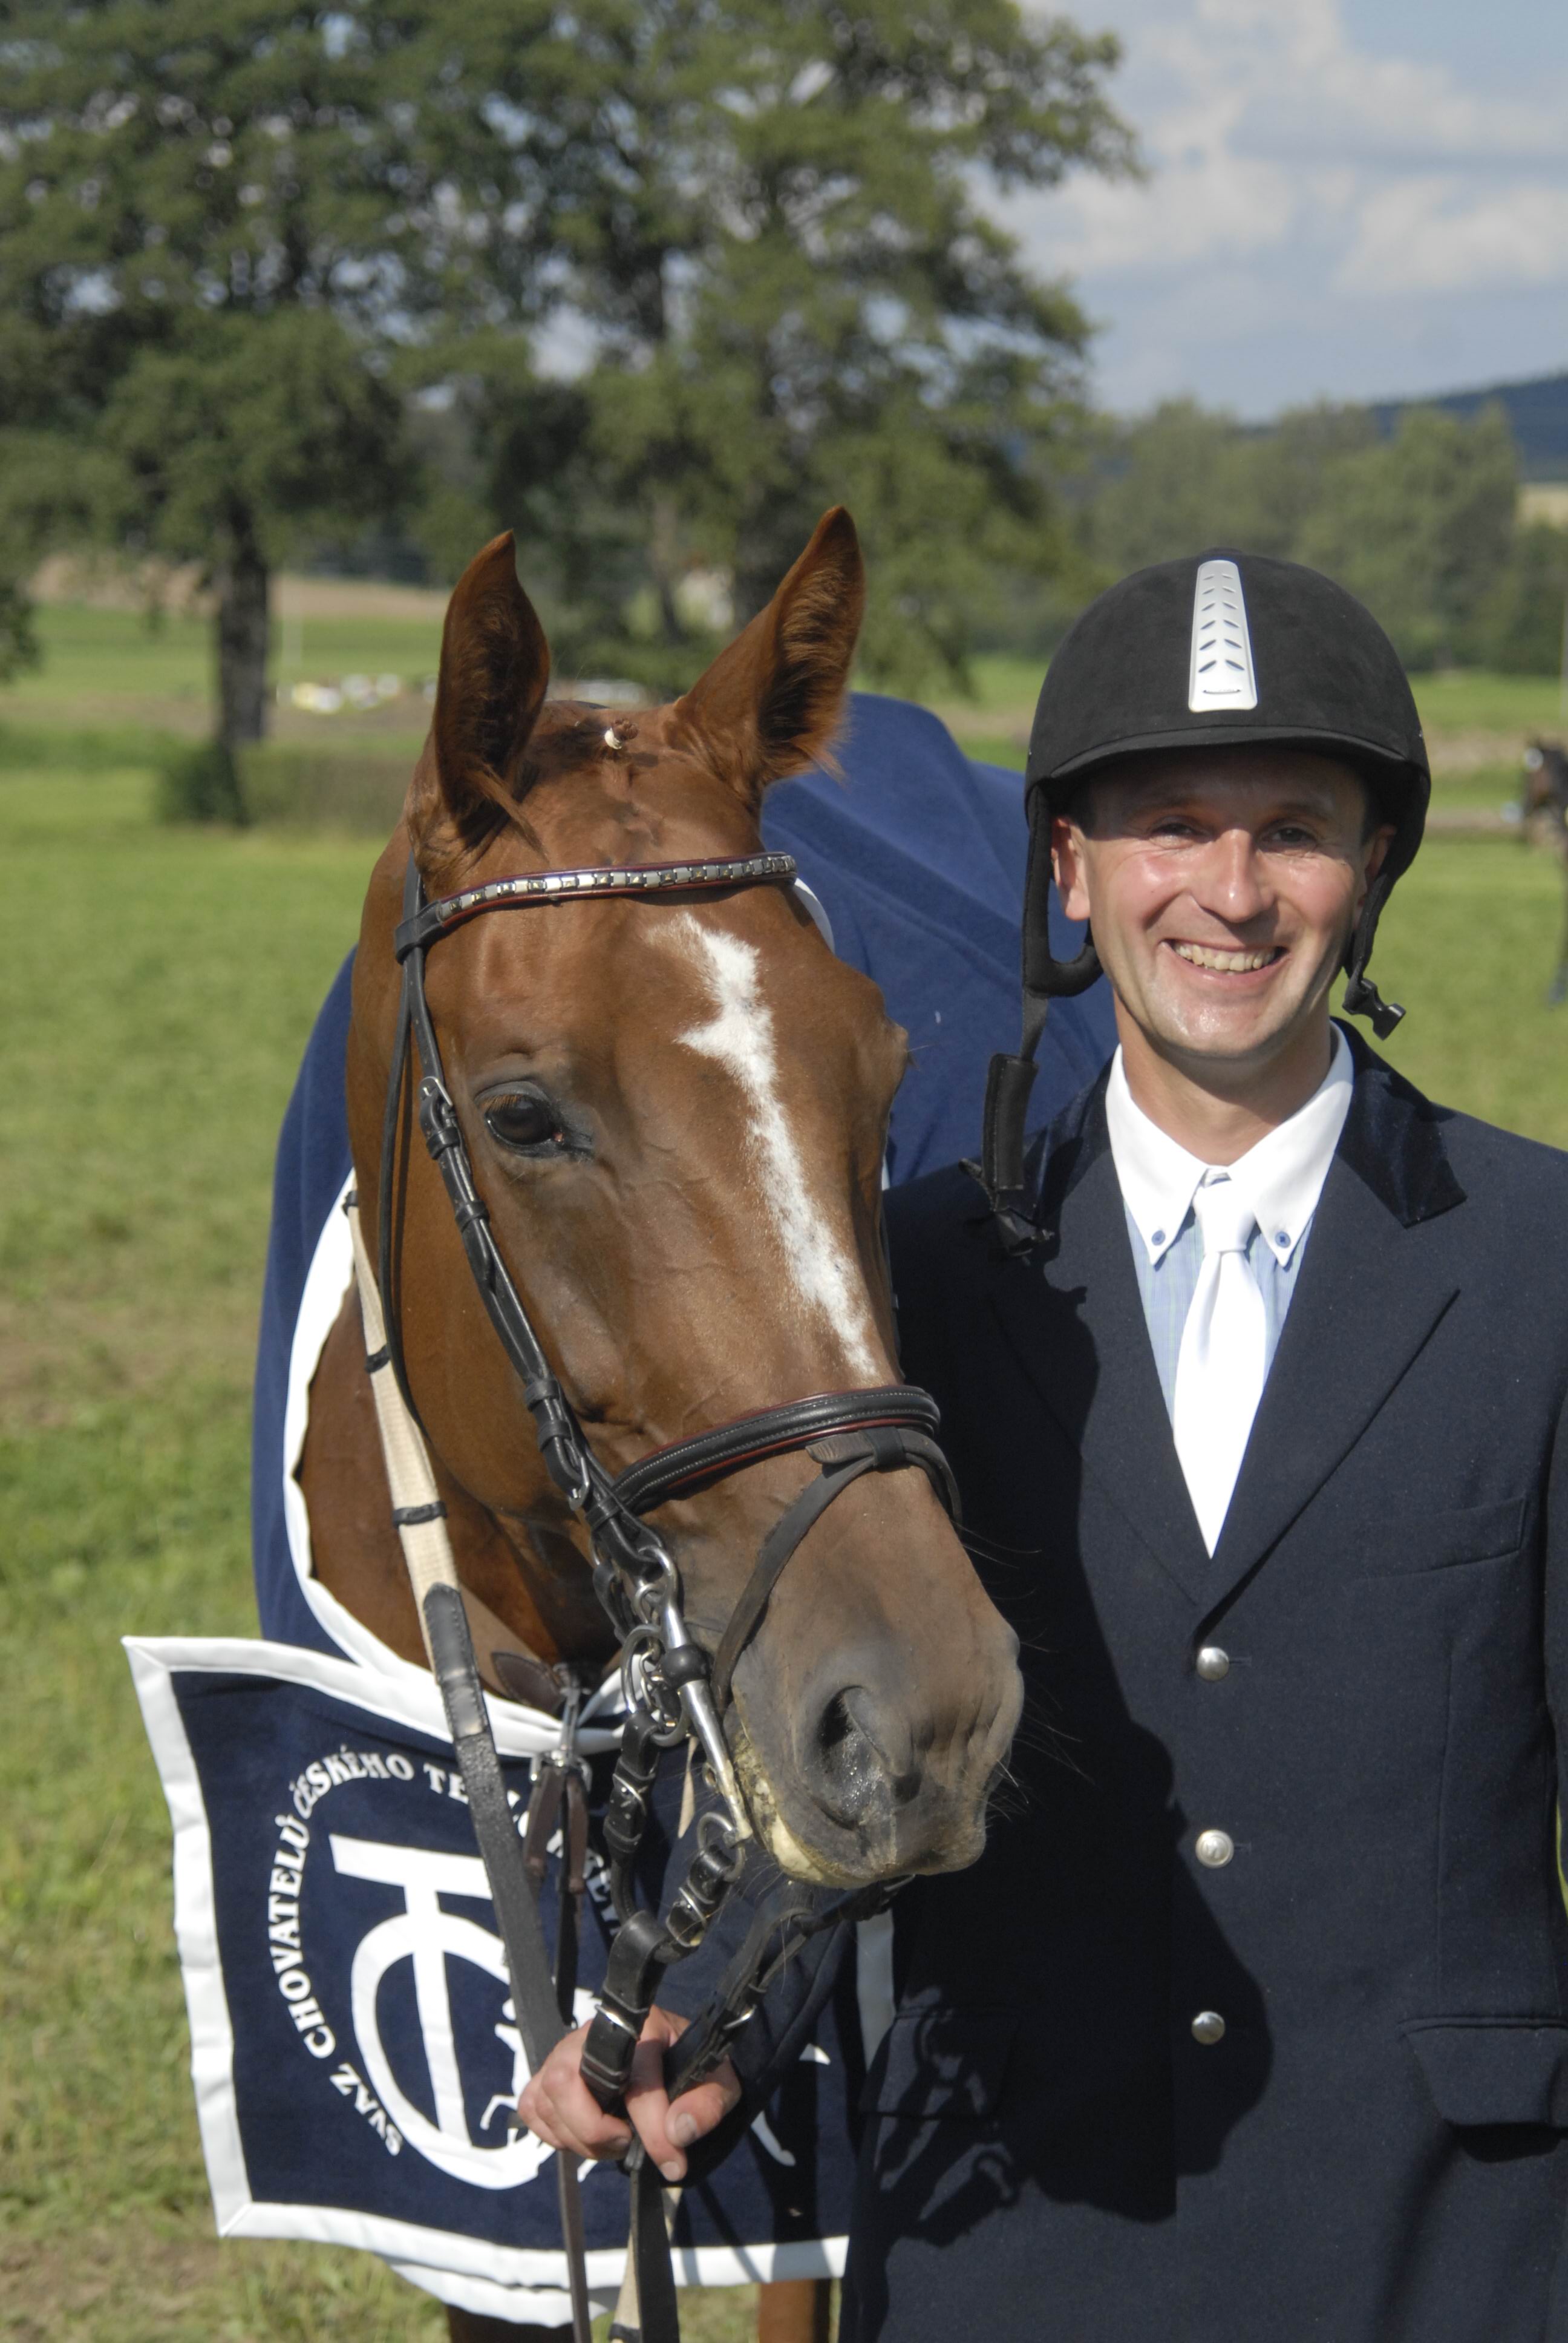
[{"left": 394, "top": 851, "right": 800, "bottom": 959}]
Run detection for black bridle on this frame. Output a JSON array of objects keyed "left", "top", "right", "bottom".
[{"left": 373, "top": 847, "right": 956, "bottom": 2305}]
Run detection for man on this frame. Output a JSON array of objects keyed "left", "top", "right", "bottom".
[{"left": 523, "top": 552, "right": 1568, "bottom": 2341}]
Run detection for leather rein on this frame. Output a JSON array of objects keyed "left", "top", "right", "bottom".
[{"left": 367, "top": 846, "right": 956, "bottom": 2338}]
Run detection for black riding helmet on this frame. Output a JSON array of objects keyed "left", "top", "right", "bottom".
[{"left": 978, "top": 550, "right": 1431, "bottom": 1246}]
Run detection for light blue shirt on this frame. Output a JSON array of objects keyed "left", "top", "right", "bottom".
[{"left": 1105, "top": 1027, "right": 1355, "bottom": 1424}]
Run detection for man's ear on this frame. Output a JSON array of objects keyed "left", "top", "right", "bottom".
[
  {"left": 1053, "top": 813, "right": 1093, "bottom": 926},
  {"left": 1364, "top": 824, "right": 1397, "bottom": 886},
  {"left": 676, "top": 508, "right": 865, "bottom": 805},
  {"left": 405, "top": 532, "right": 549, "bottom": 870}
]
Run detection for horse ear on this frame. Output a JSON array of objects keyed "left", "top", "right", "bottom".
[
  {"left": 676, "top": 507, "right": 865, "bottom": 801},
  {"left": 407, "top": 532, "right": 550, "bottom": 868}
]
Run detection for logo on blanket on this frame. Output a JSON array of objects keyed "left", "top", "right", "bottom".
[
  {"left": 128, "top": 1637, "right": 857, "bottom": 2304},
  {"left": 275, "top": 1739, "right": 599, "bottom": 2187}
]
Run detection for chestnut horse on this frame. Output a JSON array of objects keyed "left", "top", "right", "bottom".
[{"left": 297, "top": 508, "right": 1023, "bottom": 2341}]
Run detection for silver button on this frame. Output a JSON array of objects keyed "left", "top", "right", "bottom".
[
  {"left": 1191, "top": 2010, "right": 1226, "bottom": 2046},
  {"left": 1195, "top": 1829, "right": 1235, "bottom": 1868},
  {"left": 1195, "top": 1645, "right": 1229, "bottom": 1680}
]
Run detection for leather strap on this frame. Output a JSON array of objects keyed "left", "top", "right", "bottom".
[
  {"left": 614, "top": 1386, "right": 941, "bottom": 1516},
  {"left": 396, "top": 851, "right": 799, "bottom": 958},
  {"left": 422, "top": 1585, "right": 568, "bottom": 2077},
  {"left": 710, "top": 1426, "right": 959, "bottom": 1711},
  {"left": 609, "top": 2145, "right": 681, "bottom": 2343}
]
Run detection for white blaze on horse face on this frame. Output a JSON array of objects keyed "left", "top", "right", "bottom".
[{"left": 669, "top": 914, "right": 880, "bottom": 1381}]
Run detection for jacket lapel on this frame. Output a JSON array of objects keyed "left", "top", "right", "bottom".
[
  {"left": 985, "top": 1038, "right": 1465, "bottom": 1618},
  {"left": 1202, "top": 1043, "right": 1463, "bottom": 1611},
  {"left": 985, "top": 1094, "right": 1213, "bottom": 1605}
]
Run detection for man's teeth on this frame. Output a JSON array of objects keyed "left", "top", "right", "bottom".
[{"left": 1172, "top": 942, "right": 1278, "bottom": 972}]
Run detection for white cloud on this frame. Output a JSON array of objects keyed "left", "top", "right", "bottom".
[
  {"left": 1004, "top": 0, "right": 1568, "bottom": 412},
  {"left": 1339, "top": 179, "right": 1568, "bottom": 294}
]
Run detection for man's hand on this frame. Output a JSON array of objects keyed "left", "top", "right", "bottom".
[{"left": 517, "top": 2006, "right": 742, "bottom": 2183}]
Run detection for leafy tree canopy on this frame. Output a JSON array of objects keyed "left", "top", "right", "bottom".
[
  {"left": 0, "top": 0, "right": 480, "bottom": 737},
  {"left": 0, "top": 1, "right": 1134, "bottom": 729},
  {"left": 412, "top": 0, "right": 1137, "bottom": 692},
  {"left": 1086, "top": 397, "right": 1541, "bottom": 673}
]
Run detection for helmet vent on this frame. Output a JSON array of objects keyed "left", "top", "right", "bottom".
[{"left": 1188, "top": 559, "right": 1258, "bottom": 712}]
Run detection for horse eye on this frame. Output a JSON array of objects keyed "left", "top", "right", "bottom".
[{"left": 483, "top": 1090, "right": 565, "bottom": 1154}]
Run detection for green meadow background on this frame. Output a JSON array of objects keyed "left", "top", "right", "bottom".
[{"left": 2, "top": 594, "right": 1564, "bottom": 2339}]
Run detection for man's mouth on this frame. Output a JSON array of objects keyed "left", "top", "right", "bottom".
[{"left": 1169, "top": 941, "right": 1282, "bottom": 973}]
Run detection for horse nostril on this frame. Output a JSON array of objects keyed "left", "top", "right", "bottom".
[{"left": 811, "top": 1686, "right": 910, "bottom": 1828}]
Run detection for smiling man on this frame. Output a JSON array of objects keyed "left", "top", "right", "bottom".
[{"left": 521, "top": 552, "right": 1568, "bottom": 2341}]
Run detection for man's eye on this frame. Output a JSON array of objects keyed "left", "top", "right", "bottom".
[{"left": 483, "top": 1091, "right": 566, "bottom": 1153}]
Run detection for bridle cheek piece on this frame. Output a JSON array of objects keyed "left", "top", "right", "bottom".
[{"left": 374, "top": 851, "right": 959, "bottom": 2126}]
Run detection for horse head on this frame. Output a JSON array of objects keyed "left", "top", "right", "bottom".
[{"left": 344, "top": 510, "right": 1023, "bottom": 1887}]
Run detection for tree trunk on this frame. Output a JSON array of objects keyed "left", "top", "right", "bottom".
[{"left": 214, "top": 520, "right": 270, "bottom": 748}]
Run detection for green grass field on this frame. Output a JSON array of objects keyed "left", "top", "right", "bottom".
[
  {"left": 3, "top": 692, "right": 1566, "bottom": 2335},
  {"left": 3, "top": 600, "right": 443, "bottom": 710},
  {"left": 4, "top": 597, "right": 1563, "bottom": 774}
]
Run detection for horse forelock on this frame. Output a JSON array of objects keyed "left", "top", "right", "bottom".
[{"left": 410, "top": 698, "right": 768, "bottom": 901}]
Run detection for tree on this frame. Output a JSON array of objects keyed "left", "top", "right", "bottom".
[
  {"left": 101, "top": 313, "right": 404, "bottom": 742},
  {"left": 0, "top": 577, "right": 38, "bottom": 685},
  {"left": 1086, "top": 400, "right": 1379, "bottom": 581},
  {"left": 1082, "top": 396, "right": 1523, "bottom": 674},
  {"left": 0, "top": 2, "right": 1132, "bottom": 723},
  {"left": 420, "top": 1, "right": 1136, "bottom": 693},
  {"left": 1296, "top": 405, "right": 1518, "bottom": 670},
  {"left": 0, "top": 1, "right": 541, "bottom": 744},
  {"left": 1087, "top": 401, "right": 1253, "bottom": 577},
  {"left": 1232, "top": 402, "right": 1377, "bottom": 560},
  {"left": 1475, "top": 520, "right": 1568, "bottom": 678}
]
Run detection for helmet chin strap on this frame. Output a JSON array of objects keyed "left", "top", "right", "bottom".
[
  {"left": 1340, "top": 868, "right": 1406, "bottom": 1040},
  {"left": 971, "top": 802, "right": 1099, "bottom": 1254}
]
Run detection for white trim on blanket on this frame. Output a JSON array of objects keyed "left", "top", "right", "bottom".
[
  {"left": 278, "top": 1173, "right": 621, "bottom": 1755},
  {"left": 125, "top": 1638, "right": 252, "bottom": 2235}
]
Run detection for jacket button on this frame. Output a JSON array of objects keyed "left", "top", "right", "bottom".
[
  {"left": 1195, "top": 1829, "right": 1235, "bottom": 1867},
  {"left": 1195, "top": 1645, "right": 1230, "bottom": 1680},
  {"left": 1191, "top": 2010, "right": 1227, "bottom": 2045}
]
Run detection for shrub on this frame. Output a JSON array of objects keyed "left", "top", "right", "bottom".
[
  {"left": 153, "top": 738, "right": 248, "bottom": 826},
  {"left": 235, "top": 743, "right": 409, "bottom": 832}
]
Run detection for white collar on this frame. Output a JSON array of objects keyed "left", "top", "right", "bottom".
[{"left": 1106, "top": 1024, "right": 1353, "bottom": 1270}]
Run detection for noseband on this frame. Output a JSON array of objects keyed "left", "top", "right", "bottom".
[{"left": 373, "top": 847, "right": 959, "bottom": 2132}]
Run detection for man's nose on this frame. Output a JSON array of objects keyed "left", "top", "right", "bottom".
[{"left": 1193, "top": 828, "right": 1269, "bottom": 923}]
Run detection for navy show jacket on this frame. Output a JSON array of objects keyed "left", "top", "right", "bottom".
[{"left": 825, "top": 1034, "right": 1568, "bottom": 2341}]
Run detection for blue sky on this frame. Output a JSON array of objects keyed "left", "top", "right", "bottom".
[{"left": 1003, "top": 0, "right": 1568, "bottom": 418}]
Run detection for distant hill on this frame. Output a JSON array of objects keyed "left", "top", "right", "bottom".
[{"left": 1369, "top": 370, "right": 1568, "bottom": 480}]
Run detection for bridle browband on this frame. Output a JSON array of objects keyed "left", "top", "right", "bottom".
[
  {"left": 393, "top": 848, "right": 800, "bottom": 955},
  {"left": 372, "top": 845, "right": 959, "bottom": 2160}
]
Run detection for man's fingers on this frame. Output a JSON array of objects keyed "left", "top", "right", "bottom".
[
  {"left": 516, "top": 2008, "right": 742, "bottom": 2183},
  {"left": 667, "top": 2067, "right": 743, "bottom": 2149},
  {"left": 625, "top": 2045, "right": 742, "bottom": 2182},
  {"left": 517, "top": 2026, "right": 633, "bottom": 2161}
]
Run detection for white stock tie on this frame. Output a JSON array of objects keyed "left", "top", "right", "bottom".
[{"left": 1172, "top": 1175, "right": 1268, "bottom": 1555}]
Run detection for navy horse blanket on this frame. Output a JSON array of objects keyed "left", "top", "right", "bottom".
[{"left": 128, "top": 694, "right": 1114, "bottom": 2325}]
